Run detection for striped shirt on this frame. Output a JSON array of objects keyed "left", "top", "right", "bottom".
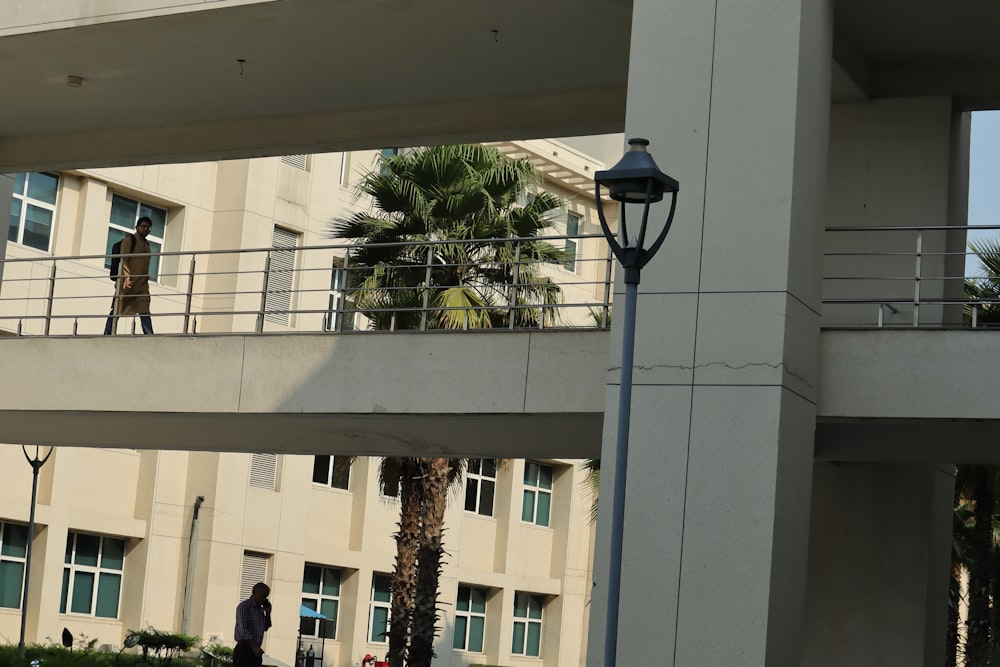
[{"left": 234, "top": 597, "right": 269, "bottom": 644}]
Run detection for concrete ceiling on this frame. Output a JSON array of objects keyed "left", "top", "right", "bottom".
[{"left": 1, "top": 0, "right": 999, "bottom": 172}]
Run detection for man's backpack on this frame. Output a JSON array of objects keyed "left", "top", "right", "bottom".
[{"left": 109, "top": 234, "right": 137, "bottom": 281}]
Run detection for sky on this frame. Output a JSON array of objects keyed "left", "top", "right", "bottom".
[{"left": 966, "top": 111, "right": 1000, "bottom": 276}]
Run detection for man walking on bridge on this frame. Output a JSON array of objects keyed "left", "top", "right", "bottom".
[{"left": 106, "top": 216, "right": 155, "bottom": 335}]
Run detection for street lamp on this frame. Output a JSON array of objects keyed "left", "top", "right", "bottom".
[
  {"left": 19, "top": 445, "right": 53, "bottom": 656},
  {"left": 594, "top": 138, "right": 678, "bottom": 667}
]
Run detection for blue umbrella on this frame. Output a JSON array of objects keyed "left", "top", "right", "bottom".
[{"left": 299, "top": 605, "right": 329, "bottom": 619}]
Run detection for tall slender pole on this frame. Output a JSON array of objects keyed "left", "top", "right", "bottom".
[
  {"left": 603, "top": 278, "right": 638, "bottom": 667},
  {"left": 19, "top": 446, "right": 52, "bottom": 656}
]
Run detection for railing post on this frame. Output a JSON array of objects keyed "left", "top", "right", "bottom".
[
  {"left": 602, "top": 243, "right": 614, "bottom": 327},
  {"left": 257, "top": 252, "right": 272, "bottom": 334},
  {"left": 508, "top": 241, "right": 522, "bottom": 329},
  {"left": 183, "top": 255, "right": 196, "bottom": 334},
  {"left": 972, "top": 303, "right": 979, "bottom": 328},
  {"left": 913, "top": 231, "right": 922, "bottom": 327},
  {"left": 338, "top": 253, "right": 351, "bottom": 333},
  {"left": 877, "top": 304, "right": 884, "bottom": 329},
  {"left": 44, "top": 262, "right": 56, "bottom": 336},
  {"left": 421, "top": 245, "right": 434, "bottom": 331}
]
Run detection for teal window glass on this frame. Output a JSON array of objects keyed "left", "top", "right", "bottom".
[
  {"left": 59, "top": 569, "right": 70, "bottom": 612},
  {"left": 521, "top": 491, "right": 535, "bottom": 523},
  {"left": 522, "top": 462, "right": 553, "bottom": 526},
  {"left": 321, "top": 567, "right": 341, "bottom": 596},
  {"left": 70, "top": 571, "right": 95, "bottom": 613},
  {"left": 319, "top": 599, "right": 338, "bottom": 639},
  {"left": 21, "top": 205, "right": 53, "bottom": 251},
  {"left": 74, "top": 533, "right": 100, "bottom": 567},
  {"left": 526, "top": 622, "right": 541, "bottom": 656},
  {"left": 95, "top": 573, "right": 121, "bottom": 618},
  {"left": 26, "top": 172, "right": 58, "bottom": 204},
  {"left": 512, "top": 622, "right": 526, "bottom": 654},
  {"left": 373, "top": 574, "right": 391, "bottom": 602},
  {"left": 0, "top": 561, "right": 24, "bottom": 608},
  {"left": 564, "top": 212, "right": 580, "bottom": 271},
  {"left": 538, "top": 465, "right": 553, "bottom": 490},
  {"left": 536, "top": 493, "right": 551, "bottom": 527},
  {"left": 2, "top": 524, "right": 28, "bottom": 558},
  {"left": 470, "top": 586, "right": 487, "bottom": 613},
  {"left": 299, "top": 598, "right": 318, "bottom": 637},
  {"left": 302, "top": 565, "right": 321, "bottom": 594},
  {"left": 8, "top": 198, "right": 21, "bottom": 243},
  {"left": 101, "top": 537, "right": 125, "bottom": 570},
  {"left": 468, "top": 617, "right": 485, "bottom": 652},
  {"left": 371, "top": 607, "right": 389, "bottom": 642},
  {"left": 453, "top": 616, "right": 468, "bottom": 650}
]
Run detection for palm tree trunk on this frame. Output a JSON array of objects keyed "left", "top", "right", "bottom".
[
  {"left": 408, "top": 457, "right": 451, "bottom": 667},
  {"left": 967, "top": 466, "right": 993, "bottom": 667},
  {"left": 387, "top": 460, "right": 421, "bottom": 667}
]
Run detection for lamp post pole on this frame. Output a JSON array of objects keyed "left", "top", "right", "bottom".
[
  {"left": 594, "top": 139, "right": 678, "bottom": 667},
  {"left": 19, "top": 445, "right": 53, "bottom": 656}
]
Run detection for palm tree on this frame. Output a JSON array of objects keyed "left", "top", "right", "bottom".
[
  {"left": 331, "top": 144, "right": 567, "bottom": 330},
  {"left": 964, "top": 238, "right": 1000, "bottom": 326}
]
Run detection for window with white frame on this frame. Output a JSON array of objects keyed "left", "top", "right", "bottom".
[
  {"left": 453, "top": 585, "right": 487, "bottom": 652},
  {"left": 312, "top": 455, "right": 350, "bottom": 490},
  {"left": 521, "top": 462, "right": 553, "bottom": 527},
  {"left": 105, "top": 194, "right": 167, "bottom": 281},
  {"left": 464, "top": 459, "right": 497, "bottom": 517},
  {"left": 9, "top": 172, "right": 58, "bottom": 251},
  {"left": 326, "top": 266, "right": 356, "bottom": 331},
  {"left": 300, "top": 564, "right": 341, "bottom": 639},
  {"left": 511, "top": 591, "right": 544, "bottom": 657},
  {"left": 60, "top": 531, "right": 125, "bottom": 618},
  {"left": 265, "top": 226, "right": 299, "bottom": 325},
  {"left": 564, "top": 212, "right": 581, "bottom": 272},
  {"left": 369, "top": 573, "right": 392, "bottom": 643},
  {"left": 0, "top": 522, "right": 28, "bottom": 609}
]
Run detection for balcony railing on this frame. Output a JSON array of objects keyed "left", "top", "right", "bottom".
[
  {"left": 823, "top": 224, "right": 1000, "bottom": 328},
  {"left": 0, "top": 234, "right": 615, "bottom": 337}
]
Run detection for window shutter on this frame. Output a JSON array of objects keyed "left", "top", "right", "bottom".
[
  {"left": 265, "top": 226, "right": 298, "bottom": 325},
  {"left": 281, "top": 154, "right": 308, "bottom": 170},
  {"left": 249, "top": 453, "right": 277, "bottom": 490},
  {"left": 240, "top": 551, "right": 269, "bottom": 601}
]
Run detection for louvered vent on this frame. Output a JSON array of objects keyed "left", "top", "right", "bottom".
[
  {"left": 240, "top": 551, "right": 269, "bottom": 601},
  {"left": 249, "top": 453, "right": 277, "bottom": 490},
  {"left": 264, "top": 226, "right": 298, "bottom": 325},
  {"left": 281, "top": 154, "right": 308, "bottom": 170}
]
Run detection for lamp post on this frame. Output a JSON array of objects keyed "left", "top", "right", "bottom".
[
  {"left": 594, "top": 138, "right": 678, "bottom": 667},
  {"left": 19, "top": 445, "right": 53, "bottom": 656}
]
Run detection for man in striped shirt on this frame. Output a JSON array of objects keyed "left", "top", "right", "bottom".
[{"left": 234, "top": 582, "right": 272, "bottom": 667}]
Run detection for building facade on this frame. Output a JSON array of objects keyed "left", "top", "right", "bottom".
[{"left": 0, "top": 142, "right": 611, "bottom": 666}]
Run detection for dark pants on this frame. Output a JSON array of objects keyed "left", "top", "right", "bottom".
[
  {"left": 233, "top": 641, "right": 263, "bottom": 667},
  {"left": 104, "top": 304, "right": 154, "bottom": 335}
]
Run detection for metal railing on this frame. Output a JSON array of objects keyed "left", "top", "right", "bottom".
[
  {"left": 0, "top": 234, "right": 615, "bottom": 337},
  {"left": 823, "top": 224, "right": 1000, "bottom": 329}
]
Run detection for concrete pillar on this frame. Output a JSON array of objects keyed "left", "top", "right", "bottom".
[
  {"left": 588, "top": 1, "right": 832, "bottom": 665},
  {"left": 0, "top": 173, "right": 14, "bottom": 290},
  {"left": 802, "top": 462, "right": 954, "bottom": 666}
]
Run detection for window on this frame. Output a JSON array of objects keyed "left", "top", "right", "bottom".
[
  {"left": 511, "top": 592, "right": 544, "bottom": 657},
  {"left": 301, "top": 565, "right": 341, "bottom": 639},
  {"left": 326, "top": 267, "right": 356, "bottom": 331},
  {"left": 312, "top": 455, "right": 350, "bottom": 490},
  {"left": 0, "top": 522, "right": 28, "bottom": 609},
  {"left": 521, "top": 462, "right": 553, "bottom": 527},
  {"left": 9, "top": 172, "right": 58, "bottom": 251},
  {"left": 453, "top": 585, "right": 487, "bottom": 652},
  {"left": 60, "top": 532, "right": 125, "bottom": 618},
  {"left": 379, "top": 148, "right": 399, "bottom": 176},
  {"left": 564, "top": 212, "right": 581, "bottom": 272},
  {"left": 240, "top": 551, "right": 269, "bottom": 601},
  {"left": 265, "top": 226, "right": 299, "bottom": 325},
  {"left": 105, "top": 194, "right": 166, "bottom": 281},
  {"left": 464, "top": 459, "right": 497, "bottom": 517},
  {"left": 369, "top": 573, "right": 391, "bottom": 643},
  {"left": 249, "top": 453, "right": 278, "bottom": 490}
]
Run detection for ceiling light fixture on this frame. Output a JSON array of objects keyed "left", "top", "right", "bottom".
[{"left": 66, "top": 75, "right": 83, "bottom": 88}]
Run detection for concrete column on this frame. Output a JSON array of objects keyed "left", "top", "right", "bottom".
[
  {"left": 0, "top": 173, "right": 14, "bottom": 290},
  {"left": 802, "top": 462, "right": 954, "bottom": 666},
  {"left": 588, "top": 1, "right": 832, "bottom": 666}
]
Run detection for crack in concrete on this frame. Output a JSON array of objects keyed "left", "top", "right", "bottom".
[{"left": 608, "top": 360, "right": 816, "bottom": 389}]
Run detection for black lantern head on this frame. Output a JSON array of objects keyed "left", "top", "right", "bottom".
[{"left": 595, "top": 138, "right": 679, "bottom": 204}]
